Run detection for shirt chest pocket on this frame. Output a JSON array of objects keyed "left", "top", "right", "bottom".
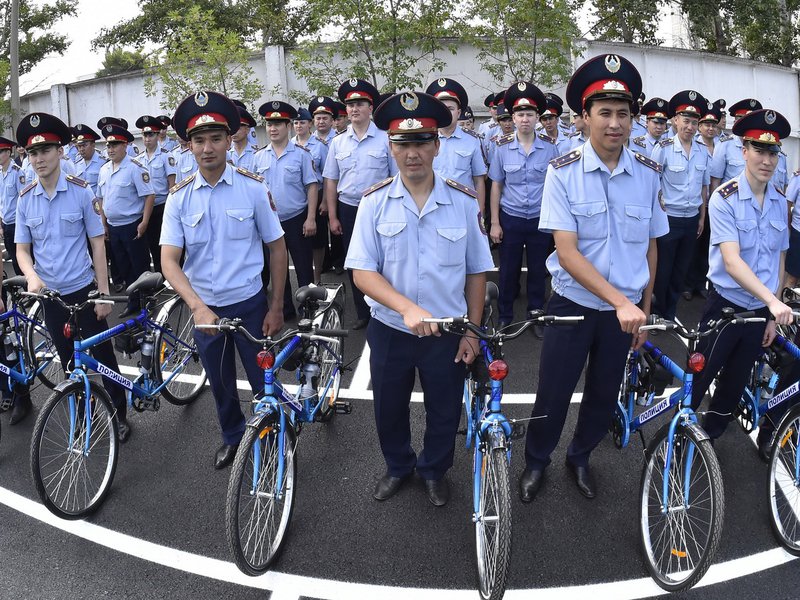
[
  {"left": 622, "top": 205, "right": 651, "bottom": 243},
  {"left": 226, "top": 209, "right": 255, "bottom": 240},
  {"left": 27, "top": 216, "right": 46, "bottom": 240},
  {"left": 768, "top": 219, "right": 787, "bottom": 251},
  {"left": 60, "top": 212, "right": 83, "bottom": 237},
  {"left": 666, "top": 164, "right": 688, "bottom": 184},
  {"left": 4, "top": 183, "right": 16, "bottom": 199},
  {"left": 335, "top": 152, "right": 355, "bottom": 173},
  {"left": 150, "top": 163, "right": 165, "bottom": 176},
  {"left": 570, "top": 201, "right": 607, "bottom": 240},
  {"left": 180, "top": 212, "right": 205, "bottom": 246},
  {"left": 376, "top": 222, "right": 407, "bottom": 262},
  {"left": 364, "top": 150, "right": 388, "bottom": 171},
  {"left": 503, "top": 163, "right": 524, "bottom": 184},
  {"left": 284, "top": 164, "right": 301, "bottom": 178},
  {"left": 693, "top": 163, "right": 707, "bottom": 184},
  {"left": 735, "top": 219, "right": 758, "bottom": 250},
  {"left": 436, "top": 227, "right": 467, "bottom": 267},
  {"left": 453, "top": 150, "right": 472, "bottom": 173}
]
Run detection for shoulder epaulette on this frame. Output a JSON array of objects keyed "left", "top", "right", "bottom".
[
  {"left": 496, "top": 133, "right": 514, "bottom": 146},
  {"left": 19, "top": 181, "right": 36, "bottom": 197},
  {"left": 297, "top": 144, "right": 311, "bottom": 153},
  {"left": 181, "top": 147, "right": 191, "bottom": 154},
  {"left": 160, "top": 147, "right": 169, "bottom": 153},
  {"left": 718, "top": 179, "right": 738, "bottom": 198},
  {"left": 696, "top": 139, "right": 706, "bottom": 146},
  {"left": 251, "top": 144, "right": 260, "bottom": 151},
  {"left": 538, "top": 132, "right": 556, "bottom": 144},
  {"left": 9, "top": 163, "right": 19, "bottom": 170},
  {"left": 635, "top": 152, "right": 662, "bottom": 173},
  {"left": 720, "top": 135, "right": 732, "bottom": 143},
  {"left": 794, "top": 170, "right": 800, "bottom": 177},
  {"left": 632, "top": 136, "right": 646, "bottom": 148},
  {"left": 316, "top": 138, "right": 329, "bottom": 146},
  {"left": 236, "top": 167, "right": 264, "bottom": 182},
  {"left": 65, "top": 174, "right": 88, "bottom": 188},
  {"left": 363, "top": 177, "right": 393, "bottom": 196},
  {"left": 130, "top": 158, "right": 145, "bottom": 168},
  {"left": 463, "top": 128, "right": 483, "bottom": 140},
  {"left": 659, "top": 138, "right": 673, "bottom": 147},
  {"left": 567, "top": 131, "right": 581, "bottom": 138},
  {"left": 550, "top": 150, "right": 581, "bottom": 169},
  {"left": 169, "top": 173, "right": 196, "bottom": 194},
  {"left": 446, "top": 178, "right": 478, "bottom": 198},
  {"left": 334, "top": 130, "right": 345, "bottom": 136}
]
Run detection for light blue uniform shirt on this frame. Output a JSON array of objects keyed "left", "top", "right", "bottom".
[
  {"left": 174, "top": 148, "right": 198, "bottom": 183},
  {"left": 629, "top": 119, "right": 647, "bottom": 141},
  {"left": 345, "top": 175, "right": 494, "bottom": 333},
  {"left": 22, "top": 157, "right": 75, "bottom": 184},
  {"left": 488, "top": 132, "right": 559, "bottom": 219},
  {"left": 651, "top": 137, "right": 711, "bottom": 217},
  {"left": 710, "top": 135, "right": 745, "bottom": 182},
  {"left": 433, "top": 126, "right": 487, "bottom": 188},
  {"left": 97, "top": 155, "right": 155, "bottom": 226},
  {"left": 1, "top": 163, "right": 25, "bottom": 224},
  {"left": 229, "top": 143, "right": 259, "bottom": 173},
  {"left": 66, "top": 144, "right": 80, "bottom": 163},
  {"left": 772, "top": 152, "right": 788, "bottom": 192},
  {"left": 159, "top": 138, "right": 178, "bottom": 153},
  {"left": 293, "top": 135, "right": 327, "bottom": 182},
  {"left": 322, "top": 122, "right": 397, "bottom": 207},
  {"left": 15, "top": 172, "right": 104, "bottom": 294},
  {"left": 254, "top": 140, "right": 318, "bottom": 222},
  {"left": 160, "top": 165, "right": 285, "bottom": 307},
  {"left": 549, "top": 129, "right": 573, "bottom": 156},
  {"left": 540, "top": 142, "right": 669, "bottom": 310},
  {"left": 568, "top": 132, "right": 587, "bottom": 151},
  {"left": 74, "top": 151, "right": 105, "bottom": 195},
  {"left": 631, "top": 132, "right": 663, "bottom": 157},
  {"left": 137, "top": 148, "right": 177, "bottom": 205},
  {"left": 478, "top": 120, "right": 499, "bottom": 139},
  {"left": 787, "top": 172, "right": 800, "bottom": 232},
  {"left": 707, "top": 174, "right": 788, "bottom": 309}
]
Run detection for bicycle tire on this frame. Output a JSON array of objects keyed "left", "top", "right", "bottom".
[
  {"left": 152, "top": 296, "right": 207, "bottom": 405},
  {"left": 474, "top": 433, "right": 512, "bottom": 600},
  {"left": 226, "top": 415, "right": 297, "bottom": 575},
  {"left": 639, "top": 422, "right": 724, "bottom": 592},
  {"left": 767, "top": 403, "right": 800, "bottom": 555},
  {"left": 30, "top": 379, "right": 119, "bottom": 519},
  {"left": 316, "top": 301, "right": 344, "bottom": 422},
  {"left": 24, "top": 299, "right": 64, "bottom": 389}
]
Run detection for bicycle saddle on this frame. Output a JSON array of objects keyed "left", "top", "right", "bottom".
[
  {"left": 2, "top": 276, "right": 28, "bottom": 290},
  {"left": 295, "top": 285, "right": 327, "bottom": 305},
  {"left": 485, "top": 281, "right": 498, "bottom": 305},
  {"left": 125, "top": 272, "right": 165, "bottom": 296}
]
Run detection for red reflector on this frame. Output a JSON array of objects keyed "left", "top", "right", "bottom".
[
  {"left": 63, "top": 323, "right": 75, "bottom": 340},
  {"left": 257, "top": 350, "right": 275, "bottom": 370},
  {"left": 488, "top": 359, "right": 509, "bottom": 381},
  {"left": 688, "top": 352, "right": 705, "bottom": 373}
]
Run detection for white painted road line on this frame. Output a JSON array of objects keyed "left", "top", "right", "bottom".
[{"left": 0, "top": 485, "right": 795, "bottom": 599}]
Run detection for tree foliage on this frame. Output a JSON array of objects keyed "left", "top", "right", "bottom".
[
  {"left": 464, "top": 0, "right": 579, "bottom": 90},
  {"left": 0, "top": 0, "right": 77, "bottom": 75},
  {"left": 143, "top": 6, "right": 263, "bottom": 113},
  {"left": 290, "top": 0, "right": 457, "bottom": 100},
  {"left": 586, "top": 0, "right": 664, "bottom": 45},
  {"left": 96, "top": 48, "right": 147, "bottom": 78}
]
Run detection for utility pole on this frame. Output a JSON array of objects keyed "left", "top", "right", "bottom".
[{"left": 10, "top": 0, "right": 20, "bottom": 130}]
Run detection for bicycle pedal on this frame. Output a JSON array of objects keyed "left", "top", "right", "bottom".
[
  {"left": 132, "top": 397, "right": 160, "bottom": 412},
  {"left": 510, "top": 422, "right": 526, "bottom": 440},
  {"left": 0, "top": 397, "right": 11, "bottom": 412},
  {"left": 333, "top": 401, "right": 352, "bottom": 415}
]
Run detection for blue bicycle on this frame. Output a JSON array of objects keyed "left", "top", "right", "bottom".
[
  {"left": 29, "top": 272, "right": 207, "bottom": 519},
  {"left": 198, "top": 284, "right": 349, "bottom": 575},
  {"left": 613, "top": 309, "right": 764, "bottom": 591}
]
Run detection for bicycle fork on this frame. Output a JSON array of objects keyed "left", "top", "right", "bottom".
[{"left": 249, "top": 407, "right": 289, "bottom": 501}]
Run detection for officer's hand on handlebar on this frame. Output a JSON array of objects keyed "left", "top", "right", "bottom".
[
  {"left": 767, "top": 298, "right": 793, "bottom": 326},
  {"left": 26, "top": 274, "right": 45, "bottom": 295},
  {"left": 193, "top": 305, "right": 221, "bottom": 335},
  {"left": 403, "top": 305, "right": 439, "bottom": 337},
  {"left": 615, "top": 299, "right": 647, "bottom": 335},
  {"left": 94, "top": 302, "right": 112, "bottom": 321}
]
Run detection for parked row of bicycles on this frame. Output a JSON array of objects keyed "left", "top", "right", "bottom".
[{"left": 1, "top": 273, "right": 799, "bottom": 600}]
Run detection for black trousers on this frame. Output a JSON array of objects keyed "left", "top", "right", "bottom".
[{"left": 339, "top": 201, "right": 370, "bottom": 321}]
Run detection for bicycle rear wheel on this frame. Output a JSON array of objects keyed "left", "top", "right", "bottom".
[
  {"left": 30, "top": 380, "right": 119, "bottom": 519},
  {"left": 474, "top": 433, "right": 511, "bottom": 600},
  {"left": 316, "top": 301, "right": 344, "bottom": 421},
  {"left": 639, "top": 422, "right": 724, "bottom": 591},
  {"left": 767, "top": 404, "right": 800, "bottom": 555},
  {"left": 226, "top": 416, "right": 297, "bottom": 575},
  {"left": 152, "top": 296, "right": 207, "bottom": 405},
  {"left": 25, "top": 299, "right": 64, "bottom": 389}
]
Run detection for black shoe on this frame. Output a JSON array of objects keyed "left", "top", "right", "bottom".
[
  {"left": 9, "top": 395, "right": 32, "bottom": 425},
  {"left": 373, "top": 472, "right": 411, "bottom": 501},
  {"left": 116, "top": 415, "right": 132, "bottom": 443},
  {"left": 519, "top": 468, "right": 545, "bottom": 503},
  {"left": 118, "top": 306, "right": 140, "bottom": 319},
  {"left": 424, "top": 478, "right": 449, "bottom": 507},
  {"left": 532, "top": 324, "right": 544, "bottom": 340},
  {"left": 353, "top": 318, "right": 370, "bottom": 330},
  {"left": 566, "top": 460, "right": 596, "bottom": 499},
  {"left": 681, "top": 290, "right": 693, "bottom": 301},
  {"left": 214, "top": 444, "right": 239, "bottom": 469}
]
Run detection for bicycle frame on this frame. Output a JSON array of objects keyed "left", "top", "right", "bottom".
[
  {"left": 742, "top": 335, "right": 800, "bottom": 428},
  {"left": 0, "top": 305, "right": 50, "bottom": 387}
]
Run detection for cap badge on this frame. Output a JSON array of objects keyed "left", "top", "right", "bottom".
[
  {"left": 105, "top": 125, "right": 113, "bottom": 133},
  {"left": 196, "top": 115, "right": 215, "bottom": 125},
  {"left": 765, "top": 110, "right": 777, "bottom": 125},
  {"left": 657, "top": 99, "right": 664, "bottom": 107},
  {"left": 688, "top": 90, "right": 697, "bottom": 101},
  {"left": 195, "top": 91, "right": 209, "bottom": 107},
  {"left": 143, "top": 116, "right": 150, "bottom": 123},
  {"left": 749, "top": 99, "right": 756, "bottom": 107},
  {"left": 317, "top": 96, "right": 324, "bottom": 102},
  {"left": 438, "top": 78, "right": 447, "bottom": 87},
  {"left": 400, "top": 92, "right": 420, "bottom": 112},
  {"left": 398, "top": 118, "right": 423, "bottom": 131},
  {"left": 758, "top": 132, "right": 777, "bottom": 143},
  {"left": 604, "top": 55, "right": 621, "bottom": 73},
  {"left": 686, "top": 105, "right": 696, "bottom": 114},
  {"left": 349, "top": 79, "right": 357, "bottom": 86},
  {"left": 30, "top": 115, "right": 40, "bottom": 128},
  {"left": 517, "top": 82, "right": 527, "bottom": 91},
  {"left": 707, "top": 101, "right": 713, "bottom": 109},
  {"left": 31, "top": 135, "right": 45, "bottom": 145},
  {"left": 269, "top": 112, "right": 282, "bottom": 119},
  {"left": 602, "top": 80, "right": 625, "bottom": 91}
]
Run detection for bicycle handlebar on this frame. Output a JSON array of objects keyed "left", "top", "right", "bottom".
[
  {"left": 22, "top": 289, "right": 126, "bottom": 312},
  {"left": 639, "top": 309, "right": 766, "bottom": 337},
  {"left": 195, "top": 318, "right": 349, "bottom": 346},
  {"left": 421, "top": 312, "right": 584, "bottom": 341}
]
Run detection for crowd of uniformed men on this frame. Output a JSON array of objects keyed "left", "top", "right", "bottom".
[{"left": 0, "top": 50, "right": 798, "bottom": 507}]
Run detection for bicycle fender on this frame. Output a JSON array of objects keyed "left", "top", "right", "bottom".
[
  {"left": 681, "top": 421, "right": 710, "bottom": 443},
  {"left": 52, "top": 373, "right": 88, "bottom": 394},
  {"left": 245, "top": 408, "right": 278, "bottom": 429}
]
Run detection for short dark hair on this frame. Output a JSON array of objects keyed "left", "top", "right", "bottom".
[{"left": 583, "top": 97, "right": 634, "bottom": 116}]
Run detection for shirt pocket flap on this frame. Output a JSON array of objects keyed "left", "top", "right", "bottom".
[
  {"left": 569, "top": 201, "right": 607, "bottom": 218},
  {"left": 694, "top": 164, "right": 707, "bottom": 171},
  {"left": 455, "top": 150, "right": 472, "bottom": 157},
  {"left": 376, "top": 222, "right": 407, "bottom": 237},
  {"left": 668, "top": 165, "right": 686, "bottom": 172},
  {"left": 181, "top": 212, "right": 204, "bottom": 228},
  {"left": 770, "top": 219, "right": 787, "bottom": 232},
  {"left": 735, "top": 219, "right": 757, "bottom": 233},
  {"left": 503, "top": 164, "right": 522, "bottom": 173},
  {"left": 625, "top": 205, "right": 652, "bottom": 221},
  {"left": 367, "top": 150, "right": 386, "bottom": 159},
  {"left": 60, "top": 212, "right": 82, "bottom": 223},
  {"left": 226, "top": 209, "right": 254, "bottom": 222},
  {"left": 436, "top": 227, "right": 467, "bottom": 242},
  {"left": 335, "top": 152, "right": 351, "bottom": 160},
  {"left": 27, "top": 216, "right": 44, "bottom": 228}
]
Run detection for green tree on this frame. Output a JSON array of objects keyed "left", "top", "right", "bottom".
[
  {"left": 96, "top": 47, "right": 147, "bottom": 78},
  {"left": 143, "top": 6, "right": 263, "bottom": 113},
  {"left": 290, "top": 0, "right": 458, "bottom": 99},
  {"left": 0, "top": 60, "right": 10, "bottom": 130},
  {"left": 679, "top": 0, "right": 733, "bottom": 54},
  {"left": 465, "top": 0, "right": 579, "bottom": 90},
  {"left": 586, "top": 0, "right": 664, "bottom": 45}
]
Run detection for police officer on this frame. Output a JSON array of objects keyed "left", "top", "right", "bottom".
[
  {"left": 783, "top": 170, "right": 800, "bottom": 289},
  {"left": 160, "top": 91, "right": 288, "bottom": 469},
  {"left": 173, "top": 135, "right": 198, "bottom": 183},
  {"left": 97, "top": 120, "right": 155, "bottom": 315},
  {"left": 333, "top": 102, "right": 348, "bottom": 134},
  {"left": 520, "top": 54, "right": 668, "bottom": 501},
  {"left": 478, "top": 92, "right": 499, "bottom": 139},
  {"left": 14, "top": 113, "right": 131, "bottom": 438},
  {"left": 631, "top": 97, "right": 669, "bottom": 156},
  {"left": 156, "top": 115, "right": 178, "bottom": 152},
  {"left": 650, "top": 90, "right": 711, "bottom": 320},
  {"left": 488, "top": 81, "right": 559, "bottom": 330},
  {"left": 307, "top": 96, "right": 338, "bottom": 283},
  {"left": 710, "top": 98, "right": 762, "bottom": 191},
  {"left": 346, "top": 91, "right": 494, "bottom": 506},
  {"left": 229, "top": 106, "right": 259, "bottom": 172},
  {"left": 690, "top": 109, "right": 793, "bottom": 453},
  {"left": 0, "top": 136, "right": 25, "bottom": 276},
  {"left": 426, "top": 77, "right": 488, "bottom": 214},
  {"left": 539, "top": 93, "right": 572, "bottom": 155},
  {"left": 323, "top": 79, "right": 397, "bottom": 329},
  {"left": 458, "top": 105, "right": 475, "bottom": 132},
  {"left": 567, "top": 110, "right": 589, "bottom": 150},
  {"left": 72, "top": 124, "right": 104, "bottom": 195},
  {"left": 630, "top": 92, "right": 648, "bottom": 140},
  {"left": 255, "top": 100, "right": 319, "bottom": 320}
]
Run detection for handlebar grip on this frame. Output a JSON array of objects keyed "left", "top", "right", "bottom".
[
  {"left": 733, "top": 311, "right": 756, "bottom": 320},
  {"left": 646, "top": 314, "right": 660, "bottom": 326},
  {"left": 315, "top": 328, "right": 349, "bottom": 338}
]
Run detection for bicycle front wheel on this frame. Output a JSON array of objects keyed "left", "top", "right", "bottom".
[
  {"left": 152, "top": 296, "right": 207, "bottom": 405},
  {"left": 474, "top": 436, "right": 511, "bottom": 600},
  {"left": 316, "top": 301, "right": 344, "bottom": 422},
  {"left": 30, "top": 380, "right": 119, "bottom": 519},
  {"left": 25, "top": 299, "right": 64, "bottom": 389},
  {"left": 226, "top": 416, "right": 297, "bottom": 575},
  {"left": 767, "top": 404, "right": 800, "bottom": 555},
  {"left": 639, "top": 422, "right": 724, "bottom": 592}
]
